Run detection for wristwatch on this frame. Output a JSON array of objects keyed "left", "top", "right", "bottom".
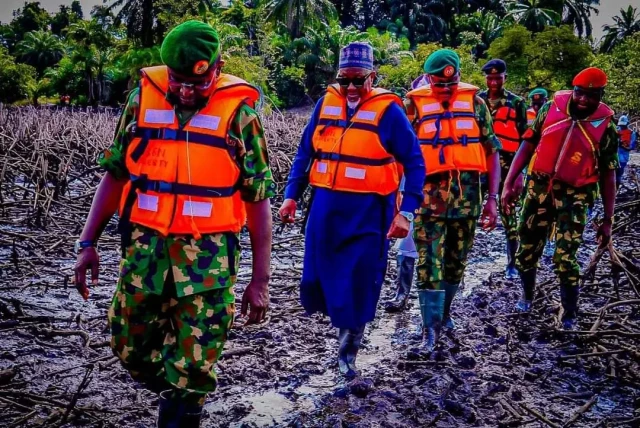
[
  {"left": 74, "top": 240, "right": 96, "bottom": 254},
  {"left": 399, "top": 211, "right": 415, "bottom": 222}
]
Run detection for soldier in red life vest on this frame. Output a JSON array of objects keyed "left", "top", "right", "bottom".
[
  {"left": 502, "top": 67, "right": 619, "bottom": 329},
  {"left": 527, "top": 88, "right": 548, "bottom": 126}
]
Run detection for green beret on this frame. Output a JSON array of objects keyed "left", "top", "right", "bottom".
[
  {"left": 423, "top": 49, "right": 460, "bottom": 77},
  {"left": 161, "top": 20, "right": 220, "bottom": 77},
  {"left": 528, "top": 88, "right": 548, "bottom": 99}
]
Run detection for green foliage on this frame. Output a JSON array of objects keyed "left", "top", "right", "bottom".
[
  {"left": 488, "top": 24, "right": 593, "bottom": 94},
  {"left": 593, "top": 33, "right": 640, "bottom": 115},
  {"left": 0, "top": 47, "right": 37, "bottom": 104}
]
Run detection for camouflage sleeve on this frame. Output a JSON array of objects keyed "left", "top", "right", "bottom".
[
  {"left": 229, "top": 104, "right": 277, "bottom": 202},
  {"left": 98, "top": 88, "right": 139, "bottom": 180},
  {"left": 403, "top": 97, "right": 418, "bottom": 125},
  {"left": 474, "top": 96, "right": 500, "bottom": 154},
  {"left": 514, "top": 96, "right": 529, "bottom": 137},
  {"left": 598, "top": 121, "right": 620, "bottom": 170},
  {"left": 522, "top": 101, "right": 552, "bottom": 146}
]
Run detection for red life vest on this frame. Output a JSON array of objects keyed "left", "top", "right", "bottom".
[
  {"left": 118, "top": 65, "right": 260, "bottom": 237},
  {"left": 619, "top": 128, "right": 632, "bottom": 150},
  {"left": 531, "top": 90, "right": 613, "bottom": 187},
  {"left": 405, "top": 83, "right": 487, "bottom": 176},
  {"left": 308, "top": 84, "right": 402, "bottom": 195},
  {"left": 491, "top": 92, "right": 522, "bottom": 153}
]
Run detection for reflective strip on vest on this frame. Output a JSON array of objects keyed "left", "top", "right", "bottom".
[
  {"left": 308, "top": 85, "right": 401, "bottom": 195},
  {"left": 406, "top": 83, "right": 487, "bottom": 175},
  {"left": 118, "top": 65, "right": 260, "bottom": 236}
]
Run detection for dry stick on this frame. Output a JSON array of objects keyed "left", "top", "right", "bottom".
[
  {"left": 0, "top": 395, "right": 33, "bottom": 412},
  {"left": 8, "top": 410, "right": 37, "bottom": 428},
  {"left": 562, "top": 395, "right": 598, "bottom": 428},
  {"left": 519, "top": 403, "right": 561, "bottom": 428},
  {"left": 499, "top": 398, "right": 522, "bottom": 419},
  {"left": 60, "top": 366, "right": 93, "bottom": 424},
  {"left": 558, "top": 349, "right": 627, "bottom": 360}
]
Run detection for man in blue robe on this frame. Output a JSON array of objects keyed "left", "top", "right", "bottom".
[{"left": 278, "top": 42, "right": 425, "bottom": 378}]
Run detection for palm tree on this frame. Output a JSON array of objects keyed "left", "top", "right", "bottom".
[
  {"left": 505, "top": 0, "right": 561, "bottom": 32},
  {"left": 15, "top": 31, "right": 65, "bottom": 76},
  {"left": 562, "top": 0, "right": 599, "bottom": 39},
  {"left": 600, "top": 5, "right": 640, "bottom": 53},
  {"left": 265, "top": 0, "right": 337, "bottom": 39}
]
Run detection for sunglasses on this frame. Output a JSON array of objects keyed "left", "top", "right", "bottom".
[
  {"left": 336, "top": 73, "right": 372, "bottom": 88},
  {"left": 430, "top": 75, "right": 461, "bottom": 88},
  {"left": 168, "top": 72, "right": 216, "bottom": 92}
]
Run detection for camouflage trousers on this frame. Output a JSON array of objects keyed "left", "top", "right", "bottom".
[
  {"left": 499, "top": 152, "right": 520, "bottom": 243},
  {"left": 108, "top": 268, "right": 235, "bottom": 405},
  {"left": 413, "top": 215, "right": 478, "bottom": 290},
  {"left": 516, "top": 182, "right": 592, "bottom": 287}
]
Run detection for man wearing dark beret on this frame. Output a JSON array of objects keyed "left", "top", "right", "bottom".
[
  {"left": 74, "top": 20, "right": 275, "bottom": 426},
  {"left": 502, "top": 67, "right": 619, "bottom": 330},
  {"left": 478, "top": 59, "right": 529, "bottom": 281},
  {"left": 404, "top": 49, "right": 501, "bottom": 352},
  {"left": 279, "top": 42, "right": 425, "bottom": 378}
]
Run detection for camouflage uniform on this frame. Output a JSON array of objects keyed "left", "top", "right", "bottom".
[
  {"left": 100, "top": 88, "right": 275, "bottom": 405},
  {"left": 516, "top": 101, "right": 619, "bottom": 284},
  {"left": 477, "top": 89, "right": 528, "bottom": 243},
  {"left": 404, "top": 96, "right": 500, "bottom": 290}
]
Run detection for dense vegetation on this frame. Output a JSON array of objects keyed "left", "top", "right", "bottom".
[{"left": 0, "top": 0, "right": 639, "bottom": 114}]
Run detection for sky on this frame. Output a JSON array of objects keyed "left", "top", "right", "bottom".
[{"left": 0, "top": 0, "right": 636, "bottom": 42}]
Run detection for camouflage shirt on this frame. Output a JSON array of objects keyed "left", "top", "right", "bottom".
[
  {"left": 100, "top": 88, "right": 276, "bottom": 296},
  {"left": 524, "top": 100, "right": 620, "bottom": 202},
  {"left": 404, "top": 94, "right": 501, "bottom": 219}
]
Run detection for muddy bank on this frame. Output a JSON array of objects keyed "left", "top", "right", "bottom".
[{"left": 0, "top": 109, "right": 639, "bottom": 427}]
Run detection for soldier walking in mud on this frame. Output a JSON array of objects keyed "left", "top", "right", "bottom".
[
  {"left": 502, "top": 67, "right": 618, "bottom": 329},
  {"left": 478, "top": 59, "right": 529, "bottom": 280},
  {"left": 73, "top": 20, "right": 274, "bottom": 426},
  {"left": 279, "top": 42, "right": 425, "bottom": 378},
  {"left": 404, "top": 49, "right": 500, "bottom": 351}
]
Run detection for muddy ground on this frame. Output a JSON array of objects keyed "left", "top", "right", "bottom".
[{"left": 0, "top": 109, "right": 639, "bottom": 427}]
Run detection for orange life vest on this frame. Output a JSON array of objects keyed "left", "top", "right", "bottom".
[
  {"left": 527, "top": 108, "right": 537, "bottom": 126},
  {"left": 118, "top": 65, "right": 260, "bottom": 237},
  {"left": 531, "top": 90, "right": 613, "bottom": 187},
  {"left": 619, "top": 128, "right": 632, "bottom": 150},
  {"left": 406, "top": 82, "right": 487, "bottom": 176},
  {"left": 308, "top": 84, "right": 402, "bottom": 195},
  {"left": 481, "top": 91, "right": 522, "bottom": 153}
]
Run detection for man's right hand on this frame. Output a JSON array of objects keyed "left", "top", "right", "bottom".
[
  {"left": 278, "top": 199, "right": 297, "bottom": 224},
  {"left": 501, "top": 184, "right": 518, "bottom": 216},
  {"left": 74, "top": 247, "right": 99, "bottom": 300}
]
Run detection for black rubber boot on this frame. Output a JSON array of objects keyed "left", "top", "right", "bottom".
[
  {"left": 442, "top": 282, "right": 459, "bottom": 330},
  {"left": 515, "top": 268, "right": 536, "bottom": 312},
  {"left": 384, "top": 255, "right": 415, "bottom": 313},
  {"left": 157, "top": 390, "right": 203, "bottom": 428},
  {"left": 419, "top": 289, "right": 445, "bottom": 352},
  {"left": 505, "top": 240, "right": 519, "bottom": 280},
  {"left": 337, "top": 325, "right": 366, "bottom": 379},
  {"left": 560, "top": 284, "right": 579, "bottom": 330}
]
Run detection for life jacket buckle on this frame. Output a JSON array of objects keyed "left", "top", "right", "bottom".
[{"left": 162, "top": 128, "right": 178, "bottom": 140}]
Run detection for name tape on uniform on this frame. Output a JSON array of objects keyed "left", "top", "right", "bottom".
[
  {"left": 182, "top": 201, "right": 213, "bottom": 218},
  {"left": 190, "top": 114, "right": 221, "bottom": 131},
  {"left": 144, "top": 109, "right": 175, "bottom": 124}
]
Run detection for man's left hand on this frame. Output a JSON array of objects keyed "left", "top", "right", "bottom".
[
  {"left": 387, "top": 213, "right": 410, "bottom": 239},
  {"left": 597, "top": 220, "right": 612, "bottom": 247},
  {"left": 241, "top": 278, "right": 269, "bottom": 325},
  {"left": 480, "top": 198, "right": 498, "bottom": 231}
]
